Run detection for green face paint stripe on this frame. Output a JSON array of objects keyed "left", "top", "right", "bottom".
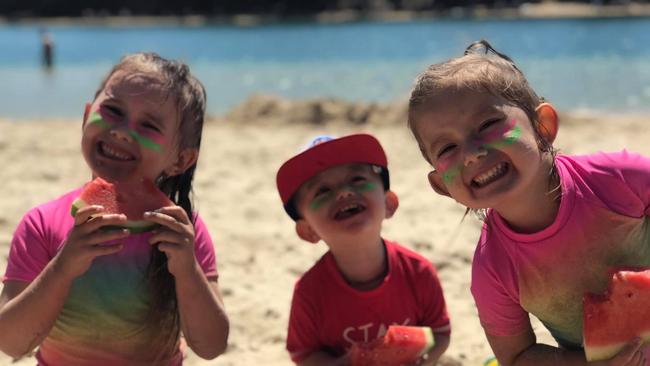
[
  {"left": 482, "top": 124, "right": 522, "bottom": 149},
  {"left": 355, "top": 181, "right": 377, "bottom": 192},
  {"left": 442, "top": 165, "right": 462, "bottom": 185},
  {"left": 128, "top": 131, "right": 163, "bottom": 152},
  {"left": 308, "top": 181, "right": 378, "bottom": 211},
  {"left": 309, "top": 192, "right": 333, "bottom": 211},
  {"left": 88, "top": 112, "right": 111, "bottom": 129}
]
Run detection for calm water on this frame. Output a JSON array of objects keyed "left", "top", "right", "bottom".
[{"left": 1, "top": 17, "right": 649, "bottom": 120}]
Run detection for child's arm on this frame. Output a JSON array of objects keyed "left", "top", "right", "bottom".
[
  {"left": 413, "top": 332, "right": 450, "bottom": 366},
  {"left": 0, "top": 206, "right": 128, "bottom": 358},
  {"left": 144, "top": 206, "right": 229, "bottom": 359},
  {"left": 486, "top": 326, "right": 645, "bottom": 366},
  {"left": 175, "top": 274, "right": 229, "bottom": 359}
]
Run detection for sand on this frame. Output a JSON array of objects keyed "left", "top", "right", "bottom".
[{"left": 1, "top": 96, "right": 648, "bottom": 365}]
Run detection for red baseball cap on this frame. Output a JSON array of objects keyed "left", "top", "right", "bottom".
[{"left": 276, "top": 134, "right": 390, "bottom": 220}]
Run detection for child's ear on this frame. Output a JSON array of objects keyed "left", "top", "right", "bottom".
[
  {"left": 295, "top": 220, "right": 320, "bottom": 244},
  {"left": 428, "top": 170, "right": 451, "bottom": 197},
  {"left": 82, "top": 103, "right": 91, "bottom": 127},
  {"left": 535, "top": 102, "right": 559, "bottom": 144},
  {"left": 165, "top": 148, "right": 199, "bottom": 177},
  {"left": 384, "top": 190, "right": 399, "bottom": 219}
]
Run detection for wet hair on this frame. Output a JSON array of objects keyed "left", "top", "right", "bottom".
[
  {"left": 407, "top": 39, "right": 556, "bottom": 165},
  {"left": 94, "top": 52, "right": 206, "bottom": 358}
]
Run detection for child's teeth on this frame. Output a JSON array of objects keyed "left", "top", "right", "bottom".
[
  {"left": 103, "top": 144, "right": 131, "bottom": 160},
  {"left": 474, "top": 163, "right": 505, "bottom": 186}
]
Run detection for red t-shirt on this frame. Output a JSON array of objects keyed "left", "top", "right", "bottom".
[{"left": 286, "top": 240, "right": 450, "bottom": 363}]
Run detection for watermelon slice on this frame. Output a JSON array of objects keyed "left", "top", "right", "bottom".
[
  {"left": 583, "top": 268, "right": 650, "bottom": 361},
  {"left": 71, "top": 177, "right": 173, "bottom": 233},
  {"left": 349, "top": 325, "right": 434, "bottom": 366}
]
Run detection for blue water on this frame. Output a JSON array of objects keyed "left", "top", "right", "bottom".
[{"left": 1, "top": 18, "right": 649, "bottom": 120}]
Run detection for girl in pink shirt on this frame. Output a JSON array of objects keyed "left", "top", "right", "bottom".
[
  {"left": 407, "top": 40, "right": 650, "bottom": 366},
  {"left": 0, "top": 53, "right": 229, "bottom": 365}
]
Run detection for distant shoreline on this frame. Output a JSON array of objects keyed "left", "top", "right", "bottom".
[{"left": 2, "top": 2, "right": 650, "bottom": 27}]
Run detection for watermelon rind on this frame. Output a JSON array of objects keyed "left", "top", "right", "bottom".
[
  {"left": 419, "top": 327, "right": 435, "bottom": 357},
  {"left": 584, "top": 331, "right": 650, "bottom": 361},
  {"left": 70, "top": 197, "right": 157, "bottom": 233}
]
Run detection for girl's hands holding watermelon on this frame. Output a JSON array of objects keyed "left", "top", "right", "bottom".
[
  {"left": 56, "top": 205, "right": 129, "bottom": 279},
  {"left": 145, "top": 206, "right": 198, "bottom": 278}
]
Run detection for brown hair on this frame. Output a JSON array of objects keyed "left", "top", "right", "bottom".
[
  {"left": 94, "top": 52, "right": 206, "bottom": 359},
  {"left": 407, "top": 40, "right": 555, "bottom": 165}
]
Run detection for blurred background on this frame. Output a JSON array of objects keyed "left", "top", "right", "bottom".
[
  {"left": 1, "top": 2, "right": 650, "bottom": 366},
  {"left": 1, "top": 0, "right": 649, "bottom": 120}
]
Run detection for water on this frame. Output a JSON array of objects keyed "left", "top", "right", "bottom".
[{"left": 0, "top": 17, "right": 649, "bottom": 120}]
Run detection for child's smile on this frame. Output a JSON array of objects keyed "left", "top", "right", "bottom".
[{"left": 471, "top": 161, "right": 509, "bottom": 188}]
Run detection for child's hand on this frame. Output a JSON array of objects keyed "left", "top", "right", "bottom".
[
  {"left": 144, "top": 206, "right": 198, "bottom": 278},
  {"left": 55, "top": 205, "right": 128, "bottom": 279},
  {"left": 602, "top": 338, "right": 646, "bottom": 366}
]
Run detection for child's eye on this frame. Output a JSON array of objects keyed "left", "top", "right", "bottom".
[
  {"left": 479, "top": 118, "right": 500, "bottom": 132},
  {"left": 351, "top": 176, "right": 367, "bottom": 184},
  {"left": 141, "top": 122, "right": 161, "bottom": 132},
  {"left": 437, "top": 144, "right": 456, "bottom": 158},
  {"left": 102, "top": 105, "right": 123, "bottom": 117},
  {"left": 314, "top": 187, "right": 331, "bottom": 197}
]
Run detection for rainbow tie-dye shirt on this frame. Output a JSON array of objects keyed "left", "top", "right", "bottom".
[
  {"left": 471, "top": 151, "right": 650, "bottom": 351},
  {"left": 3, "top": 186, "right": 218, "bottom": 366}
]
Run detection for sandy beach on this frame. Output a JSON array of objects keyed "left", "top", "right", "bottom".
[{"left": 1, "top": 96, "right": 648, "bottom": 365}]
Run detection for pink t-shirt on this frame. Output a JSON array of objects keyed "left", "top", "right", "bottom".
[
  {"left": 472, "top": 151, "right": 650, "bottom": 350},
  {"left": 3, "top": 186, "right": 218, "bottom": 366},
  {"left": 286, "top": 240, "right": 450, "bottom": 363}
]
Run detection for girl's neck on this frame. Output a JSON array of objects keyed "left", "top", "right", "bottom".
[
  {"left": 331, "top": 238, "right": 387, "bottom": 291},
  {"left": 494, "top": 158, "right": 561, "bottom": 234}
]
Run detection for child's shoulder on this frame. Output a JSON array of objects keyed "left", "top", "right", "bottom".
[
  {"left": 293, "top": 250, "right": 333, "bottom": 290},
  {"left": 384, "top": 239, "right": 440, "bottom": 276},
  {"left": 559, "top": 150, "right": 649, "bottom": 173},
  {"left": 386, "top": 239, "right": 431, "bottom": 262}
]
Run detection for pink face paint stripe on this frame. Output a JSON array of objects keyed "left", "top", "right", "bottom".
[
  {"left": 482, "top": 121, "right": 521, "bottom": 149},
  {"left": 481, "top": 119, "right": 518, "bottom": 142}
]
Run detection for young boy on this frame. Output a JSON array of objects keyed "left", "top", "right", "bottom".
[{"left": 276, "top": 134, "right": 451, "bottom": 365}]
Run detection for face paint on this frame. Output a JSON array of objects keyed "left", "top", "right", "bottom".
[
  {"left": 480, "top": 119, "right": 521, "bottom": 149},
  {"left": 434, "top": 120, "right": 522, "bottom": 186},
  {"left": 309, "top": 181, "right": 377, "bottom": 211},
  {"left": 87, "top": 111, "right": 164, "bottom": 152},
  {"left": 441, "top": 164, "right": 462, "bottom": 185}
]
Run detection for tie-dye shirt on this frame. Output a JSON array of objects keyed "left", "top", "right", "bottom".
[
  {"left": 3, "top": 186, "right": 218, "bottom": 366},
  {"left": 471, "top": 151, "right": 650, "bottom": 350}
]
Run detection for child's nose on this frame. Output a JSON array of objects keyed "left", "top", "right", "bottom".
[
  {"left": 335, "top": 186, "right": 355, "bottom": 200},
  {"left": 463, "top": 144, "right": 488, "bottom": 166},
  {"left": 109, "top": 126, "right": 134, "bottom": 143}
]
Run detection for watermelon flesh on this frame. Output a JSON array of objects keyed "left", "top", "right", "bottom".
[
  {"left": 71, "top": 177, "right": 173, "bottom": 233},
  {"left": 583, "top": 268, "right": 650, "bottom": 361},
  {"left": 349, "top": 325, "right": 434, "bottom": 366}
]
